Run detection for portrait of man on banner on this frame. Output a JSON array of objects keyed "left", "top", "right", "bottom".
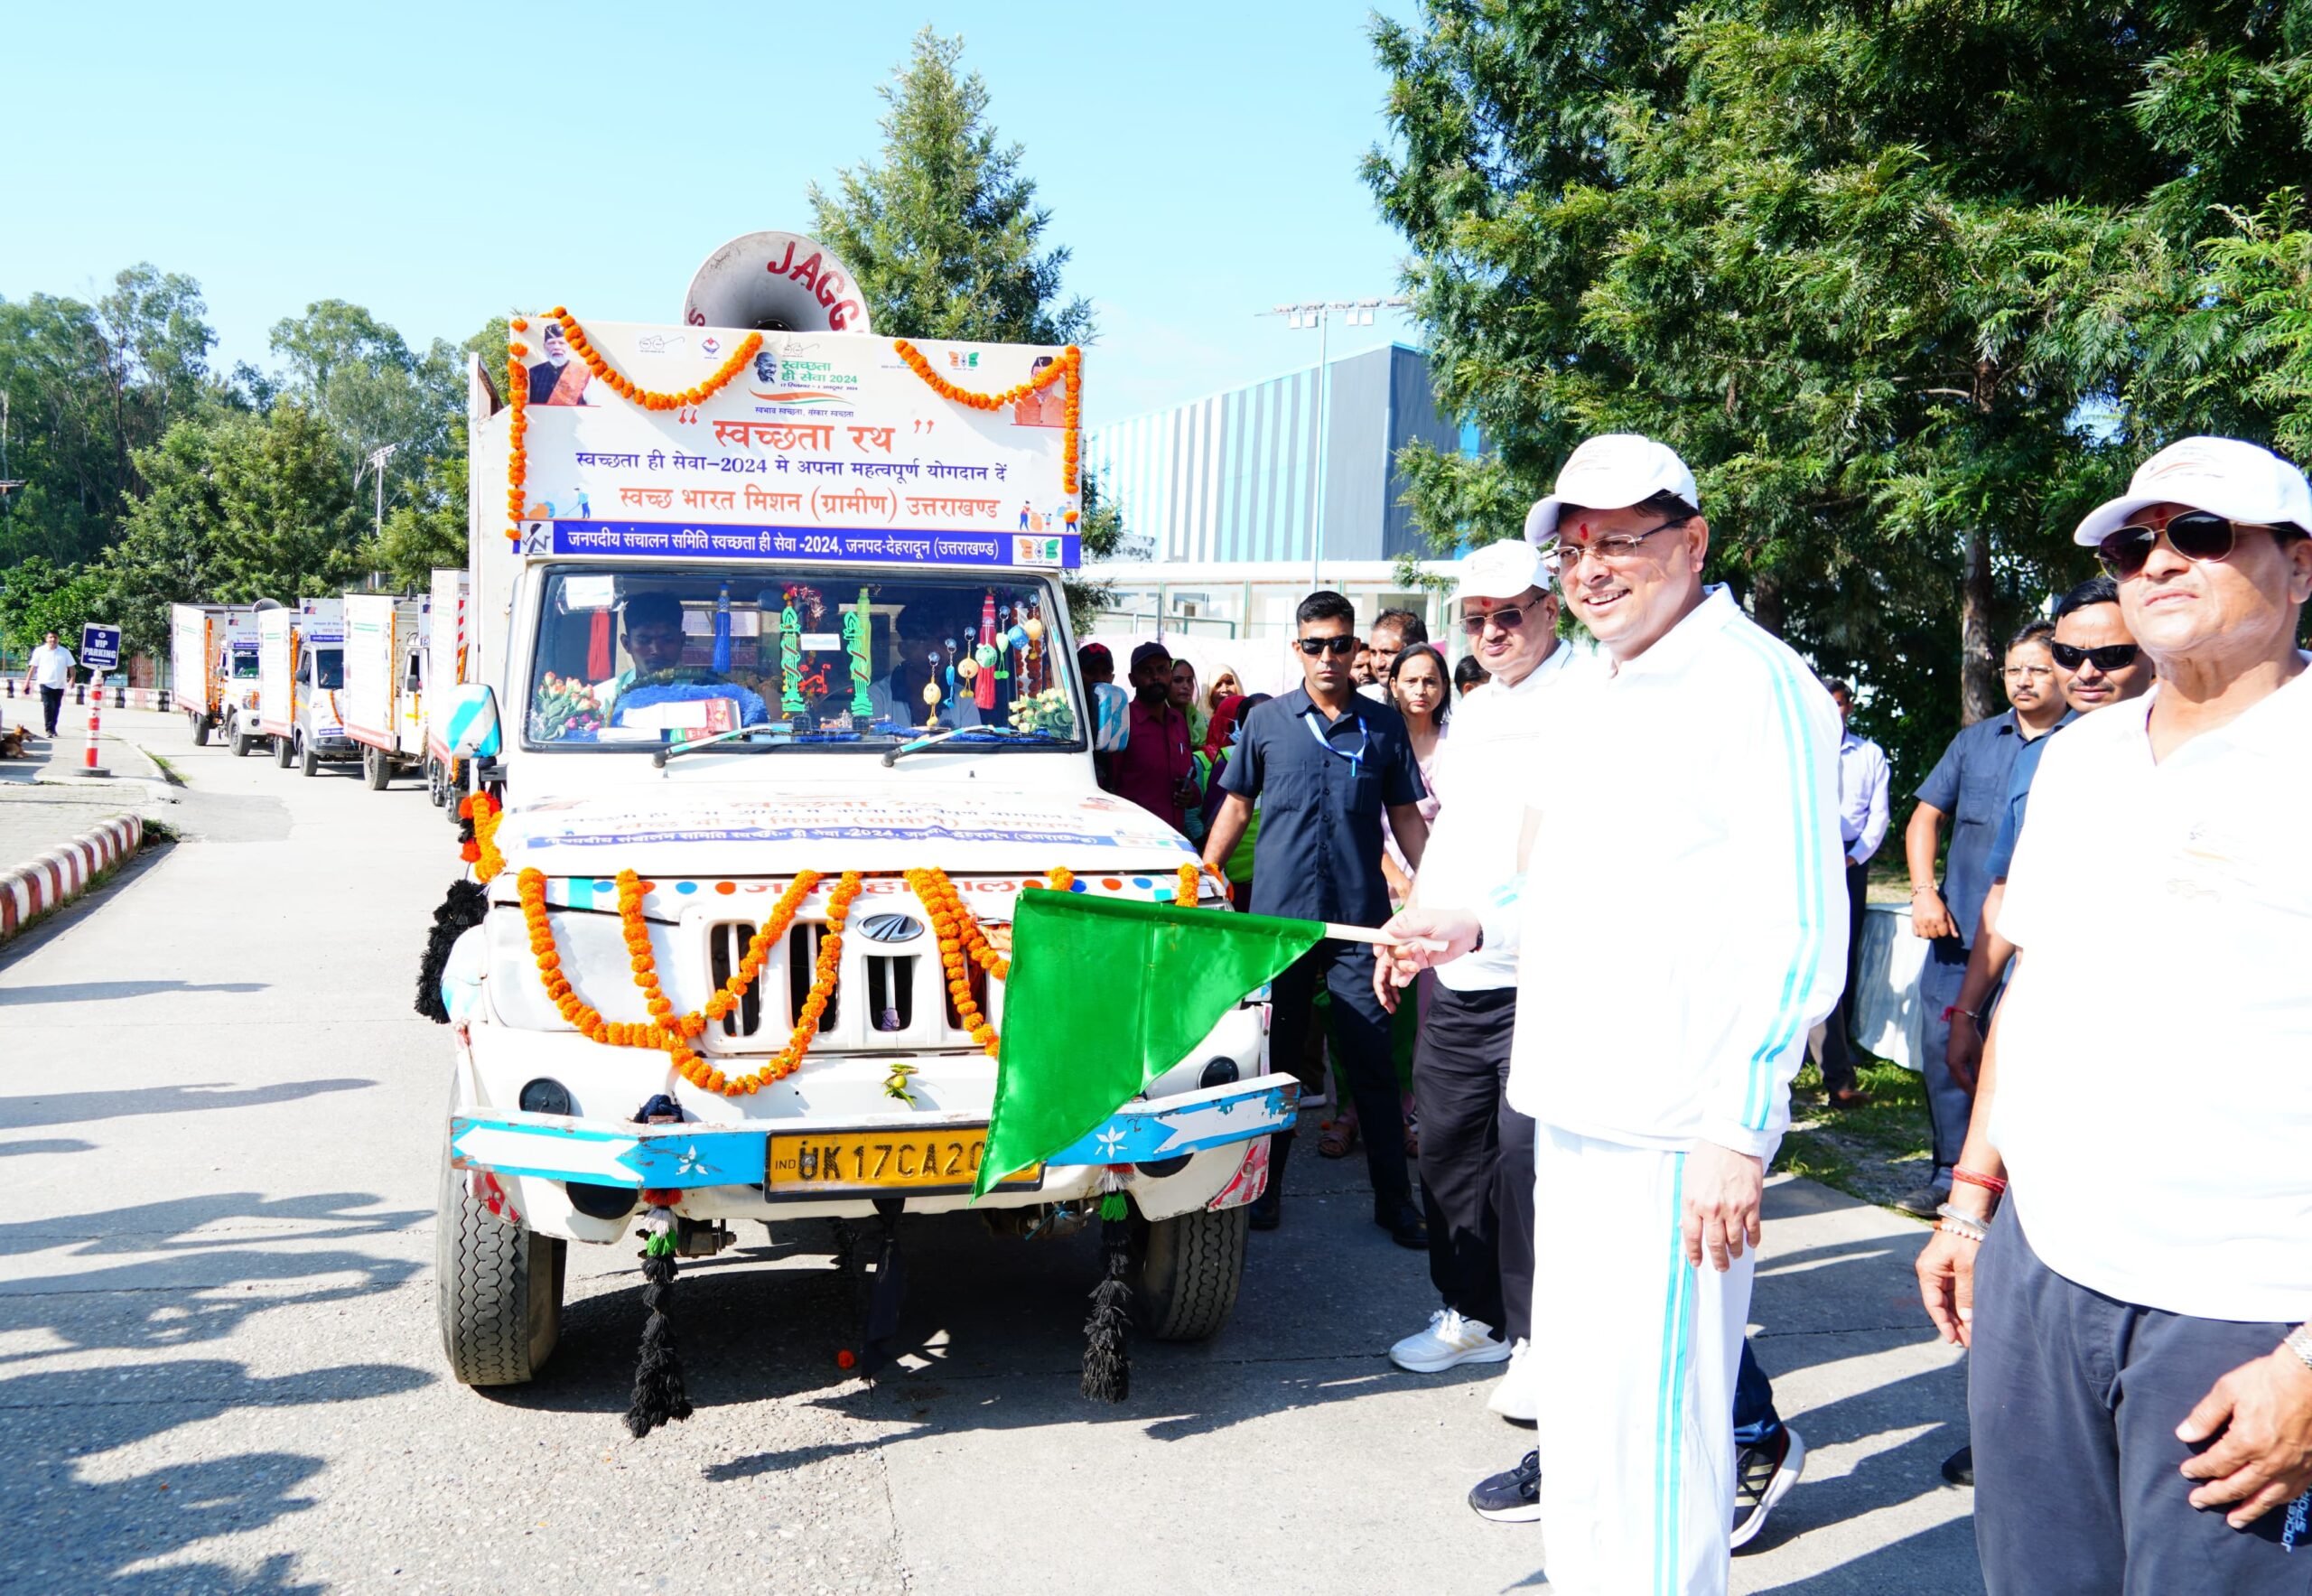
[{"left": 528, "top": 321, "right": 594, "bottom": 407}]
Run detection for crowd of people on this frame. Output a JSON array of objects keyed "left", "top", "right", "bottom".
[{"left": 1084, "top": 427, "right": 2312, "bottom": 1595}]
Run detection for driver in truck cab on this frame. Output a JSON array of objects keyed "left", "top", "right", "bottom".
[{"left": 592, "top": 591, "right": 770, "bottom": 729}]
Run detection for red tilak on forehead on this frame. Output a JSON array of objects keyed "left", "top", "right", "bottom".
[{"left": 1573, "top": 520, "right": 1594, "bottom": 543}]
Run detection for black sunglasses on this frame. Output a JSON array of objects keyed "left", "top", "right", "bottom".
[
  {"left": 1460, "top": 603, "right": 1534, "bottom": 635},
  {"left": 1294, "top": 635, "right": 1359, "bottom": 657},
  {"left": 2094, "top": 511, "right": 2242, "bottom": 579},
  {"left": 2048, "top": 641, "right": 2140, "bottom": 672}
]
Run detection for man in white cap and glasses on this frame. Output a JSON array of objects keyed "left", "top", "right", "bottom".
[
  {"left": 1375, "top": 537, "right": 1575, "bottom": 1414},
  {"left": 1382, "top": 434, "right": 1845, "bottom": 1593},
  {"left": 1916, "top": 436, "right": 2312, "bottom": 1591}
]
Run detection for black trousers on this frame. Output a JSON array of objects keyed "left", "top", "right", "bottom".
[
  {"left": 39, "top": 686, "right": 64, "bottom": 736},
  {"left": 1972, "top": 1202, "right": 2310, "bottom": 1592},
  {"left": 1815, "top": 859, "right": 1870, "bottom": 1092},
  {"left": 1267, "top": 939, "right": 1410, "bottom": 1209},
  {"left": 1410, "top": 984, "right": 1533, "bottom": 1339}
]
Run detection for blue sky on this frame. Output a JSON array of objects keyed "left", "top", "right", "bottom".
[{"left": 3, "top": 2, "right": 1422, "bottom": 429}]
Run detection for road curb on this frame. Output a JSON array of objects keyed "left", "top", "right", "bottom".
[{"left": 0, "top": 813, "right": 143, "bottom": 942}]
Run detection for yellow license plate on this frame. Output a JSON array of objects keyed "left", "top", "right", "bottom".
[{"left": 766, "top": 1130, "right": 1041, "bottom": 1194}]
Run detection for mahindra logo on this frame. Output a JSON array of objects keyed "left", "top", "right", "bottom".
[{"left": 859, "top": 913, "right": 923, "bottom": 944}]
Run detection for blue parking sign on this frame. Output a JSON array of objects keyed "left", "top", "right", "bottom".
[{"left": 79, "top": 623, "right": 122, "bottom": 673}]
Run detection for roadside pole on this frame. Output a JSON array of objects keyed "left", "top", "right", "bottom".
[{"left": 79, "top": 673, "right": 110, "bottom": 778}]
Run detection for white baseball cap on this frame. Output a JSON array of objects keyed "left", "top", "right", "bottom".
[
  {"left": 2073, "top": 435, "right": 2312, "bottom": 547},
  {"left": 1524, "top": 434, "right": 1700, "bottom": 546},
  {"left": 1456, "top": 538, "right": 1548, "bottom": 600}
]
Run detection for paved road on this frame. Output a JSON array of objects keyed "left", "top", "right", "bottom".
[{"left": 0, "top": 728, "right": 1983, "bottom": 1593}]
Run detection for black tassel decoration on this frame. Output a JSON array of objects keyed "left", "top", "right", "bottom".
[
  {"left": 1081, "top": 1190, "right": 1133, "bottom": 1402},
  {"left": 415, "top": 879, "right": 489, "bottom": 1022},
  {"left": 624, "top": 1207, "right": 694, "bottom": 1438}
]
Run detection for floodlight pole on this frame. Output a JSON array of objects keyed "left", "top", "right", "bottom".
[
  {"left": 1258, "top": 297, "right": 1410, "bottom": 592},
  {"left": 356, "top": 443, "right": 400, "bottom": 543}
]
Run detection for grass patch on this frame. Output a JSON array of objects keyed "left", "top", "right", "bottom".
[{"left": 1777, "top": 1059, "right": 1938, "bottom": 1211}]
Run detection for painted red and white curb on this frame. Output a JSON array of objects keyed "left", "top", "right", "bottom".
[{"left": 1, "top": 814, "right": 143, "bottom": 943}]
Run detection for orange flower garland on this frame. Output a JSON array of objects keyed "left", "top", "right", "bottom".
[
  {"left": 517, "top": 866, "right": 858, "bottom": 1097},
  {"left": 500, "top": 308, "right": 762, "bottom": 547},
  {"left": 501, "top": 345, "right": 529, "bottom": 546},
  {"left": 904, "top": 868, "right": 1004, "bottom": 1055},
  {"left": 892, "top": 341, "right": 1084, "bottom": 493},
  {"left": 550, "top": 309, "right": 763, "bottom": 413},
  {"left": 518, "top": 864, "right": 1200, "bottom": 1092},
  {"left": 468, "top": 791, "right": 508, "bottom": 884}
]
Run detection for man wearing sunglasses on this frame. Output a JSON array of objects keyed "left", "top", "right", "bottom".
[
  {"left": 1378, "top": 434, "right": 1846, "bottom": 1593},
  {"left": 1897, "top": 616, "right": 2069, "bottom": 1219},
  {"left": 1203, "top": 591, "right": 1432, "bottom": 1244},
  {"left": 1916, "top": 435, "right": 2312, "bottom": 1592},
  {"left": 1374, "top": 537, "right": 1577, "bottom": 1413}
]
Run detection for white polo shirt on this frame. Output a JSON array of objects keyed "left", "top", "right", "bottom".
[
  {"left": 1992, "top": 660, "right": 2312, "bottom": 1322},
  {"left": 27, "top": 643, "right": 75, "bottom": 690},
  {"left": 1417, "top": 639, "right": 1583, "bottom": 991},
  {"left": 1475, "top": 586, "right": 1847, "bottom": 1158}
]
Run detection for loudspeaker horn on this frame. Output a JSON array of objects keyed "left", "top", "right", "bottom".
[{"left": 682, "top": 231, "right": 874, "bottom": 336}]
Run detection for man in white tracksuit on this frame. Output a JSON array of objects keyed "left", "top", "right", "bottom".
[{"left": 1384, "top": 434, "right": 1845, "bottom": 1595}]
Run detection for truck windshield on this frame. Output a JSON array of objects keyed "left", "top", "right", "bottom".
[
  {"left": 314, "top": 649, "right": 344, "bottom": 691},
  {"left": 523, "top": 567, "right": 1081, "bottom": 752},
  {"left": 230, "top": 650, "right": 259, "bottom": 678}
]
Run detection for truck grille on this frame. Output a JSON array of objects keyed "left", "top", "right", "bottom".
[{"left": 700, "top": 917, "right": 992, "bottom": 1053}]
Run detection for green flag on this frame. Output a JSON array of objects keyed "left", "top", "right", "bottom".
[{"left": 974, "top": 890, "right": 1327, "bottom": 1198}]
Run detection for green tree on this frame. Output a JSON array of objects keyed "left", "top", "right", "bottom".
[
  {"left": 106, "top": 403, "right": 368, "bottom": 649},
  {"left": 810, "top": 27, "right": 1113, "bottom": 627},
  {"left": 0, "top": 555, "right": 111, "bottom": 658},
  {"left": 810, "top": 28, "right": 1095, "bottom": 349},
  {"left": 1366, "top": 0, "right": 2312, "bottom": 780},
  {"left": 0, "top": 265, "right": 221, "bottom": 569}
]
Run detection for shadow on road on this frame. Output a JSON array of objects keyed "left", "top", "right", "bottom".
[
  {"left": 0, "top": 979, "right": 269, "bottom": 1005},
  {"left": 0, "top": 1358, "right": 429, "bottom": 1593},
  {"left": 0, "top": 1137, "right": 95, "bottom": 1157},
  {"left": 0, "top": 1079, "right": 373, "bottom": 1131}
]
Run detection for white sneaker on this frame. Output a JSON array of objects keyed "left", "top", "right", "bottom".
[
  {"left": 1390, "top": 1309, "right": 1513, "bottom": 1373},
  {"left": 1486, "top": 1339, "right": 1536, "bottom": 1422}
]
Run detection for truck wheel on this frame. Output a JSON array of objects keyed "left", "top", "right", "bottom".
[
  {"left": 299, "top": 736, "right": 319, "bottom": 778},
  {"left": 365, "top": 746, "right": 391, "bottom": 789},
  {"left": 1129, "top": 1203, "right": 1247, "bottom": 1341},
  {"left": 231, "top": 732, "right": 256, "bottom": 758},
  {"left": 191, "top": 715, "right": 210, "bottom": 747},
  {"left": 435, "top": 1148, "right": 564, "bottom": 1386},
  {"left": 273, "top": 732, "right": 294, "bottom": 769}
]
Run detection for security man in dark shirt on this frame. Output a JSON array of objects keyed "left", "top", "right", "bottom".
[{"left": 1202, "top": 591, "right": 1432, "bottom": 1245}]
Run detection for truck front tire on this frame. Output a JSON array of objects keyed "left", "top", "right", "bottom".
[
  {"left": 1129, "top": 1204, "right": 1247, "bottom": 1342},
  {"left": 298, "top": 735, "right": 318, "bottom": 778},
  {"left": 191, "top": 714, "right": 210, "bottom": 747},
  {"left": 273, "top": 732, "right": 294, "bottom": 769},
  {"left": 436, "top": 1150, "right": 564, "bottom": 1386},
  {"left": 365, "top": 746, "right": 391, "bottom": 789}
]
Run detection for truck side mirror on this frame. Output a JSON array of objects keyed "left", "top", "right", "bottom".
[{"left": 443, "top": 684, "right": 502, "bottom": 758}]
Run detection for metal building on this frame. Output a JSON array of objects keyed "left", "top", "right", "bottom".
[{"left": 1083, "top": 343, "right": 1466, "bottom": 566}]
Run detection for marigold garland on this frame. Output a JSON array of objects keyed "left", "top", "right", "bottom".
[
  {"left": 519, "top": 864, "right": 1197, "bottom": 1093},
  {"left": 553, "top": 311, "right": 764, "bottom": 413},
  {"left": 500, "top": 309, "right": 763, "bottom": 546},
  {"left": 905, "top": 868, "right": 1002, "bottom": 1056},
  {"left": 892, "top": 341, "right": 1084, "bottom": 494},
  {"left": 467, "top": 791, "right": 507, "bottom": 884}
]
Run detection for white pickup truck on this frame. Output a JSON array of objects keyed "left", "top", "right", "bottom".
[{"left": 427, "top": 254, "right": 1291, "bottom": 1395}]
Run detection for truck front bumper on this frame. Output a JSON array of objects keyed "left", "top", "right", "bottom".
[{"left": 449, "top": 1074, "right": 1298, "bottom": 1239}]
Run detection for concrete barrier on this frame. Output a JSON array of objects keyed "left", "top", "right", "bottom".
[{"left": 1, "top": 814, "right": 144, "bottom": 942}]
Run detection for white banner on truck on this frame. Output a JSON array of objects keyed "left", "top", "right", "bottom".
[{"left": 508, "top": 320, "right": 1082, "bottom": 569}]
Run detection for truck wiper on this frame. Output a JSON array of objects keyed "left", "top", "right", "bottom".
[
  {"left": 880, "top": 726, "right": 966, "bottom": 767},
  {"left": 651, "top": 726, "right": 760, "bottom": 767}
]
